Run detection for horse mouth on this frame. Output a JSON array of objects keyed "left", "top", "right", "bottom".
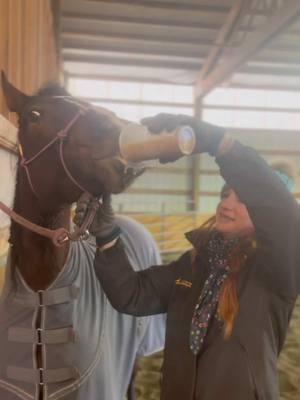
[
  {"left": 115, "top": 160, "right": 145, "bottom": 187},
  {"left": 103, "top": 158, "right": 145, "bottom": 193}
]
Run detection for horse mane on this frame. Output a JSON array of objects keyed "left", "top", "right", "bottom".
[
  {"left": 9, "top": 163, "right": 61, "bottom": 283},
  {"left": 9, "top": 163, "right": 23, "bottom": 281},
  {"left": 35, "top": 83, "right": 70, "bottom": 97},
  {"left": 9, "top": 83, "right": 71, "bottom": 267},
  {"left": 11, "top": 82, "right": 71, "bottom": 241}
]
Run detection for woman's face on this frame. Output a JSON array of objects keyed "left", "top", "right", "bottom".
[{"left": 215, "top": 188, "right": 255, "bottom": 238}]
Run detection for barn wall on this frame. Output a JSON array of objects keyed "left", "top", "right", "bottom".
[
  {"left": 0, "top": 116, "right": 17, "bottom": 290},
  {"left": 0, "top": 0, "right": 60, "bottom": 121},
  {"left": 0, "top": 0, "right": 60, "bottom": 289}
]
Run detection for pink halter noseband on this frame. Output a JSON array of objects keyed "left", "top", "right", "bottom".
[
  {"left": 19, "top": 98, "right": 91, "bottom": 197},
  {"left": 0, "top": 97, "right": 101, "bottom": 246}
]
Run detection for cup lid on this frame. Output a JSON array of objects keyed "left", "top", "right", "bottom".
[{"left": 177, "top": 126, "right": 196, "bottom": 155}]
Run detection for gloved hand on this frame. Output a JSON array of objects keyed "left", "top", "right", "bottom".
[
  {"left": 141, "top": 113, "right": 226, "bottom": 162},
  {"left": 74, "top": 193, "right": 121, "bottom": 246}
]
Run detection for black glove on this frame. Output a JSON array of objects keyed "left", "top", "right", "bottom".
[
  {"left": 74, "top": 193, "right": 121, "bottom": 246},
  {"left": 141, "top": 113, "right": 226, "bottom": 162}
]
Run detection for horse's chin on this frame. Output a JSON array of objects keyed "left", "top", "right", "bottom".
[
  {"left": 110, "top": 167, "right": 145, "bottom": 194},
  {"left": 93, "top": 158, "right": 145, "bottom": 194}
]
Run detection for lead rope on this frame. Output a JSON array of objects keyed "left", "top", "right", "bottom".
[{"left": 0, "top": 195, "right": 100, "bottom": 247}]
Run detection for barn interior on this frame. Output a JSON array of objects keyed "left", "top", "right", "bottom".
[{"left": 0, "top": 1, "right": 300, "bottom": 399}]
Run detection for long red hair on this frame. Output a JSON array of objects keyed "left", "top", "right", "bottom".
[{"left": 192, "top": 216, "right": 256, "bottom": 339}]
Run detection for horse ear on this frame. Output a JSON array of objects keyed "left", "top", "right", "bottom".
[{"left": 1, "top": 71, "right": 29, "bottom": 114}]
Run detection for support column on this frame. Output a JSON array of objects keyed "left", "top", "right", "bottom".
[{"left": 188, "top": 97, "right": 202, "bottom": 212}]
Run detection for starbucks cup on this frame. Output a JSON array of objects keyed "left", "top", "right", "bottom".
[{"left": 118, "top": 122, "right": 196, "bottom": 167}]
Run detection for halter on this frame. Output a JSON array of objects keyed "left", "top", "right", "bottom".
[
  {"left": 0, "top": 97, "right": 102, "bottom": 246},
  {"left": 20, "top": 98, "right": 90, "bottom": 197}
]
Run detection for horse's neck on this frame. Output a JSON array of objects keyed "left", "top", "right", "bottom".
[{"left": 11, "top": 180, "right": 70, "bottom": 291}]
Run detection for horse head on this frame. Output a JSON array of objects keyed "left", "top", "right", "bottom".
[
  {"left": 1, "top": 72, "right": 146, "bottom": 288},
  {"left": 1, "top": 72, "right": 140, "bottom": 209}
]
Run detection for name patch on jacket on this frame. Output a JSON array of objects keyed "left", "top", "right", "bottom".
[{"left": 175, "top": 278, "right": 192, "bottom": 288}]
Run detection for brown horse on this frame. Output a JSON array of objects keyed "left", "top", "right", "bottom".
[
  {"left": 0, "top": 74, "right": 162, "bottom": 400},
  {"left": 2, "top": 73, "right": 138, "bottom": 290}
]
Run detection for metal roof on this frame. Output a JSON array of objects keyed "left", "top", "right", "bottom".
[{"left": 61, "top": 0, "right": 300, "bottom": 99}]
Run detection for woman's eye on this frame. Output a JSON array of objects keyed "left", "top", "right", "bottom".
[
  {"left": 221, "top": 192, "right": 229, "bottom": 200},
  {"left": 29, "top": 110, "right": 41, "bottom": 123}
]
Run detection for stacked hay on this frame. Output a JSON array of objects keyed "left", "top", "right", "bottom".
[{"left": 135, "top": 351, "right": 162, "bottom": 400}]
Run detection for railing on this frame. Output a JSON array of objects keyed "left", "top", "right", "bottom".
[{"left": 120, "top": 208, "right": 211, "bottom": 259}]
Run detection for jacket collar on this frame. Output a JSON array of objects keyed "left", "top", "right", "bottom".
[{"left": 185, "top": 228, "right": 202, "bottom": 248}]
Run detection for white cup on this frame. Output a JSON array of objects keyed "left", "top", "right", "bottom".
[{"left": 118, "top": 122, "right": 196, "bottom": 167}]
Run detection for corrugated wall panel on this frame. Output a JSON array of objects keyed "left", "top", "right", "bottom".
[
  {"left": 0, "top": 0, "right": 60, "bottom": 289},
  {"left": 0, "top": 0, "right": 60, "bottom": 121}
]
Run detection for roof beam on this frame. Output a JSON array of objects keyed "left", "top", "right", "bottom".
[
  {"left": 62, "top": 11, "right": 221, "bottom": 30},
  {"left": 77, "top": 97, "right": 192, "bottom": 108},
  {"left": 62, "top": 39, "right": 208, "bottom": 60},
  {"left": 65, "top": 72, "right": 192, "bottom": 86},
  {"left": 63, "top": 53, "right": 202, "bottom": 71},
  {"left": 229, "top": 82, "right": 300, "bottom": 92},
  {"left": 61, "top": 29, "right": 214, "bottom": 47},
  {"left": 203, "top": 104, "right": 300, "bottom": 113},
  {"left": 198, "top": 0, "right": 250, "bottom": 80},
  {"left": 61, "top": 0, "right": 229, "bottom": 29},
  {"left": 85, "top": 0, "right": 232, "bottom": 12},
  {"left": 62, "top": 30, "right": 300, "bottom": 61},
  {"left": 240, "top": 64, "right": 300, "bottom": 77},
  {"left": 195, "top": 0, "right": 300, "bottom": 100},
  {"left": 254, "top": 51, "right": 300, "bottom": 65}
]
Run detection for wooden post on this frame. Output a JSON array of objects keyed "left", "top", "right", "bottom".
[
  {"left": 188, "top": 97, "right": 202, "bottom": 212},
  {"left": 0, "top": 0, "right": 60, "bottom": 121},
  {"left": 0, "top": 1, "right": 9, "bottom": 119}
]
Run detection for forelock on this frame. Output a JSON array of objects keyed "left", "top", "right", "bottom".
[{"left": 35, "top": 84, "right": 70, "bottom": 97}]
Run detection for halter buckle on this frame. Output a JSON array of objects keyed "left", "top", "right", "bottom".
[
  {"left": 80, "top": 229, "right": 90, "bottom": 241},
  {"left": 20, "top": 157, "right": 27, "bottom": 166},
  {"left": 57, "top": 129, "right": 68, "bottom": 139}
]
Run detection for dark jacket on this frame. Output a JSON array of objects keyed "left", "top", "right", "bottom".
[{"left": 94, "top": 142, "right": 300, "bottom": 400}]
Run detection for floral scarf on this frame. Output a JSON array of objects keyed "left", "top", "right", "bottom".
[{"left": 189, "top": 231, "right": 238, "bottom": 355}]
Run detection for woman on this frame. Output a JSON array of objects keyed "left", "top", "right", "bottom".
[{"left": 75, "top": 114, "right": 300, "bottom": 400}]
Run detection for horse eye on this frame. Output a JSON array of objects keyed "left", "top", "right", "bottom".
[{"left": 29, "top": 110, "right": 41, "bottom": 123}]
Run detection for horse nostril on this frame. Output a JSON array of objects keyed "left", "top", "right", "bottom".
[
  {"left": 124, "top": 166, "right": 133, "bottom": 174},
  {"left": 125, "top": 165, "right": 146, "bottom": 178},
  {"left": 114, "top": 160, "right": 126, "bottom": 175}
]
